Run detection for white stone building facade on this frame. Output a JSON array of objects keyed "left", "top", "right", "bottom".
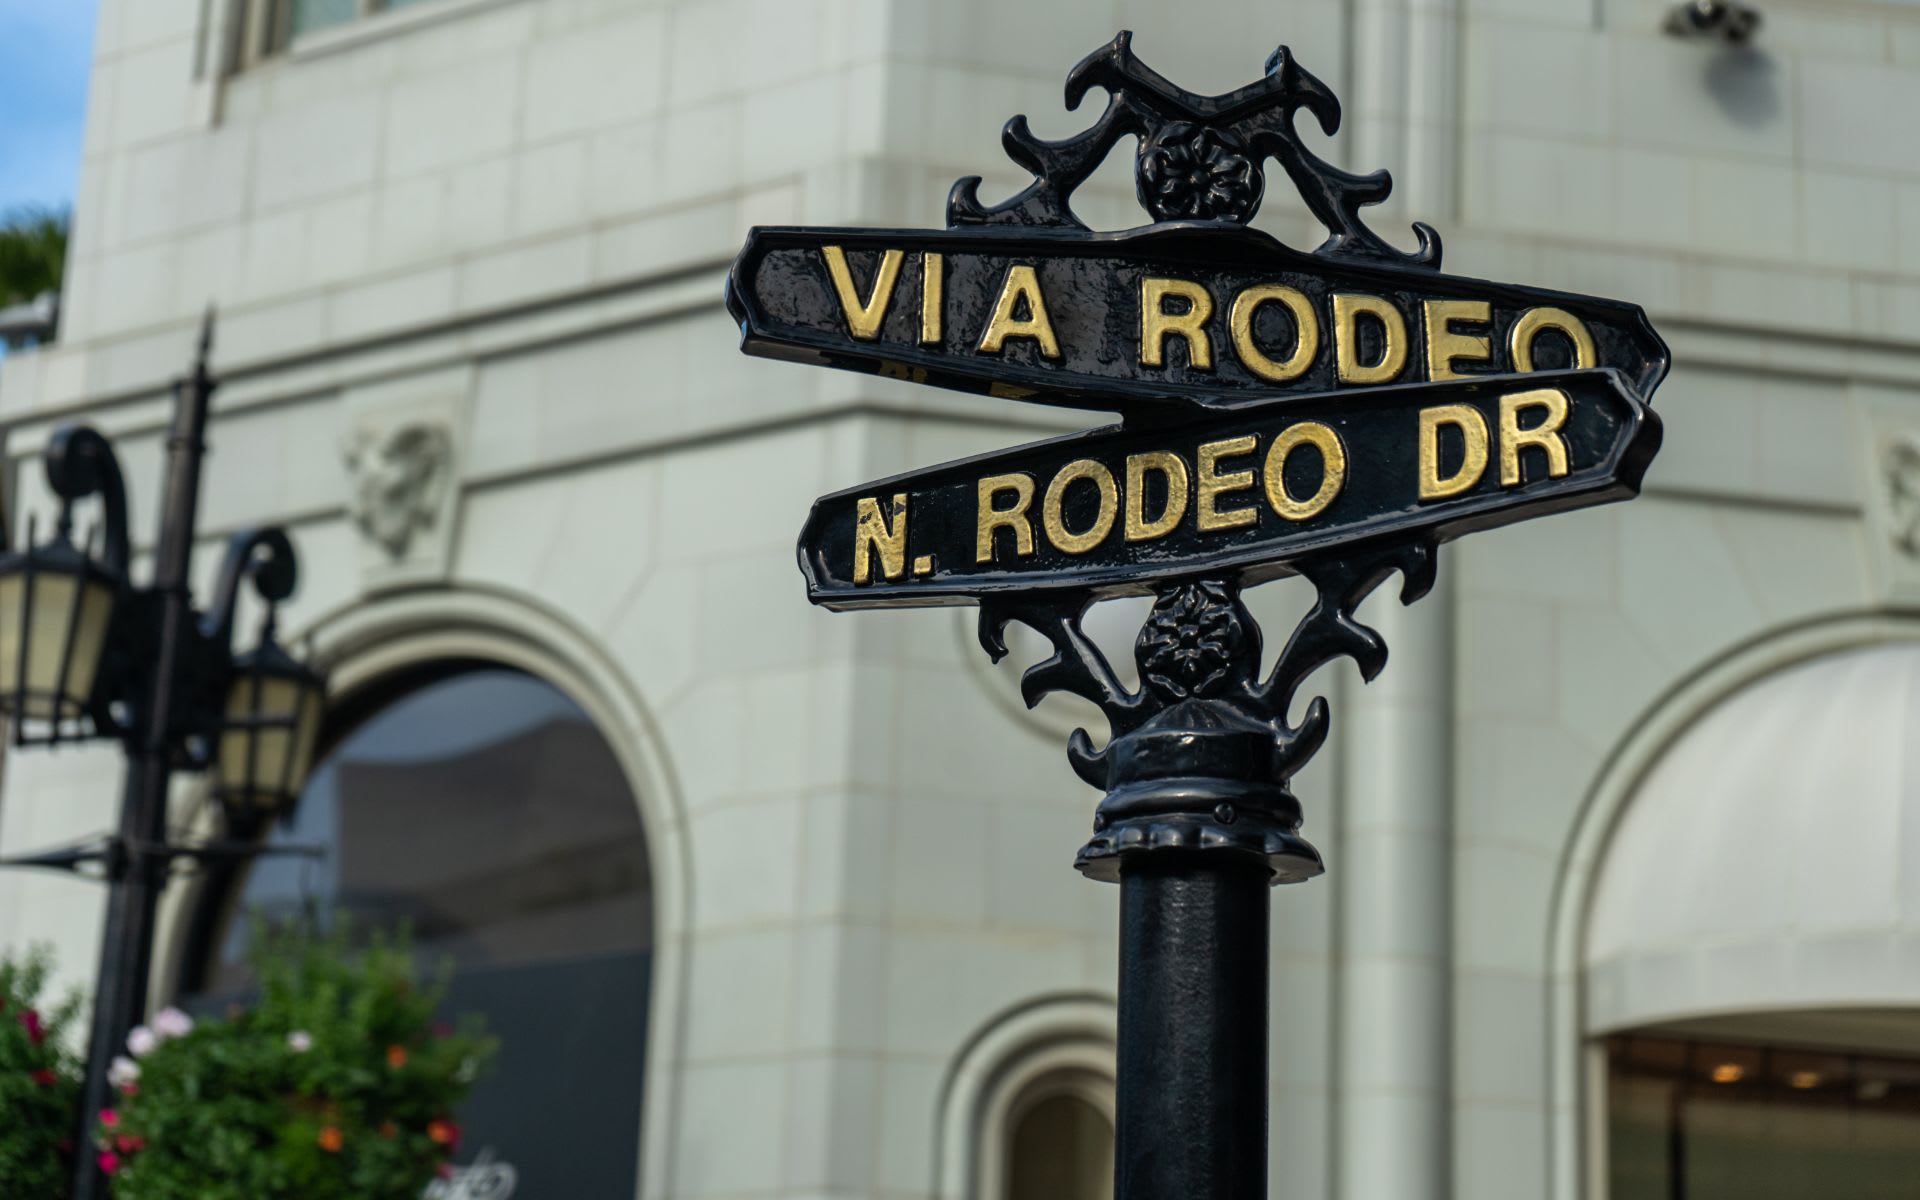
[{"left": 2, "top": 0, "right": 1920, "bottom": 1197}]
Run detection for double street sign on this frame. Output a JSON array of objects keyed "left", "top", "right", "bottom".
[
  {"left": 727, "top": 37, "right": 1666, "bottom": 611},
  {"left": 727, "top": 35, "right": 1668, "bottom": 1195}
]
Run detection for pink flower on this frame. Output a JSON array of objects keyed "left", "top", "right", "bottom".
[
  {"left": 19, "top": 1008, "right": 44, "bottom": 1046},
  {"left": 151, "top": 1007, "right": 193, "bottom": 1039},
  {"left": 99, "top": 1108, "right": 119, "bottom": 1129},
  {"left": 108, "top": 1056, "right": 140, "bottom": 1088},
  {"left": 126, "top": 1026, "right": 158, "bottom": 1058},
  {"left": 97, "top": 1151, "right": 120, "bottom": 1175}
]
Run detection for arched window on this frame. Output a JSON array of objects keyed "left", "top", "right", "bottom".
[
  {"left": 183, "top": 663, "right": 653, "bottom": 1195},
  {"left": 1004, "top": 1070, "right": 1114, "bottom": 1200},
  {"left": 938, "top": 999, "right": 1116, "bottom": 1200}
]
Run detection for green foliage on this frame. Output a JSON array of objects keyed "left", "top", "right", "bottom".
[
  {"left": 0, "top": 945, "right": 83, "bottom": 1198},
  {"left": 0, "top": 207, "right": 68, "bottom": 308},
  {"left": 107, "top": 922, "right": 495, "bottom": 1200}
]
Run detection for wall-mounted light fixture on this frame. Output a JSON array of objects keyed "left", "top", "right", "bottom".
[{"left": 1664, "top": 0, "right": 1763, "bottom": 46}]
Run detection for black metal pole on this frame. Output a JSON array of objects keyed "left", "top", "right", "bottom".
[
  {"left": 69, "top": 752, "right": 170, "bottom": 1198},
  {"left": 1067, "top": 579, "right": 1329, "bottom": 1200},
  {"left": 1114, "top": 852, "right": 1271, "bottom": 1200},
  {"left": 70, "top": 322, "right": 215, "bottom": 1200}
]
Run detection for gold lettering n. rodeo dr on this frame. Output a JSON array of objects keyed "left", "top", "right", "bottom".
[{"left": 797, "top": 369, "right": 1659, "bottom": 610}]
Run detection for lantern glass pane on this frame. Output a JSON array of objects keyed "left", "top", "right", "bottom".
[
  {"left": 289, "top": 685, "right": 323, "bottom": 793},
  {"left": 219, "top": 674, "right": 323, "bottom": 801},
  {"left": 0, "top": 571, "right": 114, "bottom": 719}
]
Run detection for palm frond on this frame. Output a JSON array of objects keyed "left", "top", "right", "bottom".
[{"left": 0, "top": 206, "right": 70, "bottom": 308}]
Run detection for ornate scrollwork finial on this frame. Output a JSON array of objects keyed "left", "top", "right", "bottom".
[
  {"left": 977, "top": 539, "right": 1437, "bottom": 882},
  {"left": 946, "top": 31, "right": 1441, "bottom": 269}
]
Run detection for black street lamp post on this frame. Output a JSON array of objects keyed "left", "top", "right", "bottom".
[{"left": 0, "top": 318, "right": 324, "bottom": 1200}]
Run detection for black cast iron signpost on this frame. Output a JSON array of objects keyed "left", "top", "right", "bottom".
[{"left": 728, "top": 33, "right": 1667, "bottom": 1199}]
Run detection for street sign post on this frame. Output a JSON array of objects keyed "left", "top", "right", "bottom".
[{"left": 728, "top": 31, "right": 1667, "bottom": 1200}]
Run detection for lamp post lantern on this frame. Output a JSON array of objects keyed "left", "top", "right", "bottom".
[
  {"left": 728, "top": 32, "right": 1668, "bottom": 1196},
  {"left": 0, "top": 316, "right": 324, "bottom": 1200}
]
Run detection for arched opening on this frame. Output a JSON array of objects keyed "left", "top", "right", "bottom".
[
  {"left": 1005, "top": 1072, "right": 1113, "bottom": 1200},
  {"left": 181, "top": 661, "right": 653, "bottom": 1195},
  {"left": 1583, "top": 643, "right": 1920, "bottom": 1197},
  {"left": 1605, "top": 1023, "right": 1920, "bottom": 1197}
]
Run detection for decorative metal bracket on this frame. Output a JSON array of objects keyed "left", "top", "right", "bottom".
[
  {"left": 980, "top": 540, "right": 1435, "bottom": 883},
  {"left": 948, "top": 31, "right": 1441, "bottom": 269},
  {"left": 43, "top": 426, "right": 132, "bottom": 577},
  {"left": 0, "top": 833, "right": 325, "bottom": 880},
  {"left": 201, "top": 527, "right": 298, "bottom": 651}
]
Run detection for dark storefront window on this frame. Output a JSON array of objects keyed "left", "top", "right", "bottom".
[
  {"left": 188, "top": 664, "right": 652, "bottom": 1196},
  {"left": 1608, "top": 1034, "right": 1920, "bottom": 1198}
]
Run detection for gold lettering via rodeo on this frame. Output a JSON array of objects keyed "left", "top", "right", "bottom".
[
  {"left": 819, "top": 248, "right": 1600, "bottom": 383},
  {"left": 1144, "top": 281, "right": 1596, "bottom": 385},
  {"left": 846, "top": 389, "right": 1578, "bottom": 585}
]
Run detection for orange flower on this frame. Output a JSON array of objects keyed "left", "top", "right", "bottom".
[
  {"left": 427, "top": 1119, "right": 460, "bottom": 1148},
  {"left": 386, "top": 1045, "right": 409, "bottom": 1070},
  {"left": 317, "top": 1126, "right": 344, "bottom": 1154}
]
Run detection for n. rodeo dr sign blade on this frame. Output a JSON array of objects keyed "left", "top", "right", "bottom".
[{"left": 799, "top": 368, "right": 1658, "bottom": 608}]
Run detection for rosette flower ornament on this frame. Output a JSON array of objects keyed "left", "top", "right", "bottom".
[
  {"left": 1136, "top": 123, "right": 1263, "bottom": 223},
  {"left": 1136, "top": 581, "right": 1254, "bottom": 700}
]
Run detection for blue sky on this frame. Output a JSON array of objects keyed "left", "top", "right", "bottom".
[{"left": 0, "top": 2, "right": 97, "bottom": 214}]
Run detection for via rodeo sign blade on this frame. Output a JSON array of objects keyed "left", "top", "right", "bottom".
[
  {"left": 727, "top": 33, "right": 1667, "bottom": 610},
  {"left": 726, "top": 44, "right": 1666, "bottom": 423}
]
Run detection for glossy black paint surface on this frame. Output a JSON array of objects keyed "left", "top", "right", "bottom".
[{"left": 1117, "top": 855, "right": 1270, "bottom": 1200}]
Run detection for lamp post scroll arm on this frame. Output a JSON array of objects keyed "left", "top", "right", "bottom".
[
  {"left": 200, "top": 526, "right": 297, "bottom": 650},
  {"left": 43, "top": 425, "right": 131, "bottom": 577}
]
